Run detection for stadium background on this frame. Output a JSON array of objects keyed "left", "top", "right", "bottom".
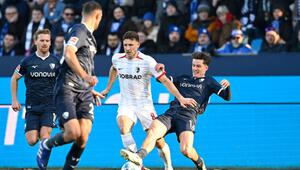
[{"left": 0, "top": 53, "right": 299, "bottom": 169}]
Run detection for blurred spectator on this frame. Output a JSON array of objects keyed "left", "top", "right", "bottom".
[
  {"left": 271, "top": 0, "right": 294, "bottom": 19},
  {"left": 189, "top": 28, "right": 216, "bottom": 56},
  {"left": 132, "top": 0, "right": 156, "bottom": 19},
  {"left": 138, "top": 30, "right": 157, "bottom": 54},
  {"left": 216, "top": 29, "right": 253, "bottom": 54},
  {"left": 212, "top": 0, "right": 244, "bottom": 19},
  {"left": 268, "top": 6, "right": 293, "bottom": 44},
  {"left": 23, "top": 6, "right": 51, "bottom": 56},
  {"left": 157, "top": 0, "right": 188, "bottom": 45},
  {"left": 101, "top": 32, "right": 123, "bottom": 56},
  {"left": 108, "top": 0, "right": 134, "bottom": 18},
  {"left": 260, "top": 26, "right": 287, "bottom": 53},
  {"left": 253, "top": 0, "right": 272, "bottom": 36},
  {"left": 105, "top": 5, "right": 137, "bottom": 39},
  {"left": 290, "top": 27, "right": 300, "bottom": 52},
  {"left": 1, "top": 0, "right": 30, "bottom": 24},
  {"left": 52, "top": 5, "right": 77, "bottom": 38},
  {"left": 156, "top": 0, "right": 187, "bottom": 24},
  {"left": 27, "top": 0, "right": 47, "bottom": 9},
  {"left": 185, "top": 3, "right": 214, "bottom": 43},
  {"left": 52, "top": 34, "right": 64, "bottom": 58},
  {"left": 138, "top": 12, "right": 159, "bottom": 42},
  {"left": 0, "top": 5, "right": 25, "bottom": 50},
  {"left": 0, "top": 32, "right": 23, "bottom": 56},
  {"left": 239, "top": 0, "right": 260, "bottom": 43},
  {"left": 208, "top": 5, "right": 241, "bottom": 48},
  {"left": 292, "top": 0, "right": 300, "bottom": 28},
  {"left": 43, "top": 0, "right": 65, "bottom": 24},
  {"left": 159, "top": 24, "right": 188, "bottom": 53}
]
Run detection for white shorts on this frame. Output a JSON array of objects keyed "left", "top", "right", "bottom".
[{"left": 117, "top": 104, "right": 157, "bottom": 130}]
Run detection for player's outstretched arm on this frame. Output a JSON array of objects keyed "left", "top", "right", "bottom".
[
  {"left": 10, "top": 73, "right": 22, "bottom": 111},
  {"left": 158, "top": 75, "right": 197, "bottom": 108},
  {"left": 100, "top": 65, "right": 117, "bottom": 97},
  {"left": 64, "top": 45, "right": 97, "bottom": 87},
  {"left": 220, "top": 79, "right": 231, "bottom": 101}
]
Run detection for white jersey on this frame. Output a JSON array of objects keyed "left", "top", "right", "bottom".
[{"left": 112, "top": 52, "right": 165, "bottom": 108}]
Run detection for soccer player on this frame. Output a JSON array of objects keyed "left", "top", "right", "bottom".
[
  {"left": 120, "top": 52, "right": 232, "bottom": 170},
  {"left": 36, "top": 1, "right": 103, "bottom": 169},
  {"left": 100, "top": 31, "right": 197, "bottom": 170},
  {"left": 11, "top": 29, "right": 59, "bottom": 145}
]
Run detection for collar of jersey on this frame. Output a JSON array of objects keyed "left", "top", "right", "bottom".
[
  {"left": 35, "top": 51, "right": 50, "bottom": 60},
  {"left": 81, "top": 22, "right": 93, "bottom": 33}
]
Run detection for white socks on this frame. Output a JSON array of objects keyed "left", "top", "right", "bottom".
[
  {"left": 121, "top": 133, "right": 137, "bottom": 152},
  {"left": 158, "top": 143, "right": 173, "bottom": 170}
]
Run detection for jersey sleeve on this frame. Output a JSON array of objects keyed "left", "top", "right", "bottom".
[
  {"left": 170, "top": 75, "right": 180, "bottom": 86},
  {"left": 209, "top": 77, "right": 231, "bottom": 100},
  {"left": 66, "top": 27, "right": 85, "bottom": 51},
  {"left": 148, "top": 57, "right": 165, "bottom": 79},
  {"left": 209, "top": 77, "right": 223, "bottom": 95},
  {"left": 15, "top": 59, "right": 27, "bottom": 76},
  {"left": 111, "top": 54, "right": 118, "bottom": 68}
]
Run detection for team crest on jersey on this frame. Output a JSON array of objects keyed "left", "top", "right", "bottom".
[
  {"left": 62, "top": 112, "right": 69, "bottom": 119},
  {"left": 49, "top": 63, "right": 55, "bottom": 69},
  {"left": 136, "top": 67, "right": 140, "bottom": 73},
  {"left": 68, "top": 37, "right": 79, "bottom": 45}
]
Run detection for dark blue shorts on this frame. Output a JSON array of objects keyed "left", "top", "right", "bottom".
[
  {"left": 157, "top": 107, "right": 197, "bottom": 141},
  {"left": 25, "top": 111, "right": 56, "bottom": 132},
  {"left": 55, "top": 88, "right": 94, "bottom": 126}
]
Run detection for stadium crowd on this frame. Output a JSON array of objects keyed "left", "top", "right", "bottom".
[{"left": 1, "top": 0, "right": 300, "bottom": 58}]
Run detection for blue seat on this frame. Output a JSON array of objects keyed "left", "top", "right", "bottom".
[{"left": 251, "top": 38, "right": 263, "bottom": 54}]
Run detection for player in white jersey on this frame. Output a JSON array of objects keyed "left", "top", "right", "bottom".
[{"left": 100, "top": 31, "right": 197, "bottom": 170}]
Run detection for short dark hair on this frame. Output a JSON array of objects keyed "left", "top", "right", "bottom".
[
  {"left": 32, "top": 5, "right": 44, "bottom": 14},
  {"left": 63, "top": 4, "right": 75, "bottom": 13},
  {"left": 34, "top": 29, "right": 51, "bottom": 41},
  {"left": 122, "top": 31, "right": 139, "bottom": 42},
  {"left": 82, "top": 1, "right": 102, "bottom": 15},
  {"left": 108, "top": 32, "right": 119, "bottom": 37},
  {"left": 192, "top": 52, "right": 212, "bottom": 66}
]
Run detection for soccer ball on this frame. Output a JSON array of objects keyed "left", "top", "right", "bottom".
[{"left": 121, "top": 161, "right": 141, "bottom": 170}]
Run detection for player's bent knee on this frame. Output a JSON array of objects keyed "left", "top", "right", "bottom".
[
  {"left": 180, "top": 145, "right": 193, "bottom": 158},
  {"left": 76, "top": 133, "right": 89, "bottom": 147},
  {"left": 119, "top": 127, "right": 132, "bottom": 134},
  {"left": 155, "top": 137, "right": 165, "bottom": 148},
  {"left": 26, "top": 136, "right": 38, "bottom": 146},
  {"left": 65, "top": 129, "right": 82, "bottom": 141}
]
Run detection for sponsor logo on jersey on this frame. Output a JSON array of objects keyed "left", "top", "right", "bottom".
[
  {"left": 32, "top": 65, "right": 38, "bottom": 68},
  {"left": 180, "top": 82, "right": 203, "bottom": 89},
  {"left": 30, "top": 71, "right": 56, "bottom": 77},
  {"left": 89, "top": 45, "right": 97, "bottom": 55},
  {"left": 49, "top": 63, "right": 55, "bottom": 69},
  {"left": 119, "top": 73, "right": 142, "bottom": 79}
]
